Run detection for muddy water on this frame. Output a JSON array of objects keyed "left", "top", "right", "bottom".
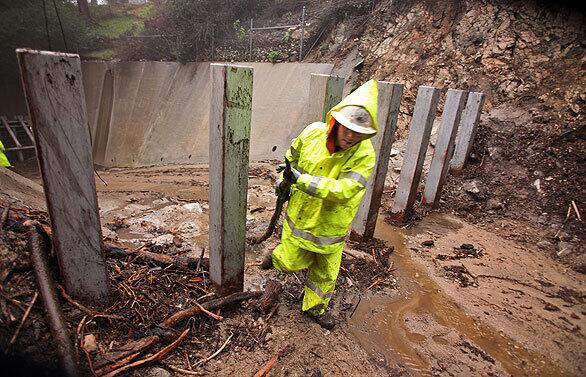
[{"left": 349, "top": 216, "right": 566, "bottom": 376}]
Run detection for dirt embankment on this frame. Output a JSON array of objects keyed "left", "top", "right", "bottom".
[{"left": 307, "top": 0, "right": 585, "bottom": 272}]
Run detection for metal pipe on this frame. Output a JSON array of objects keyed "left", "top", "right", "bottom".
[
  {"left": 249, "top": 18, "right": 253, "bottom": 61},
  {"left": 299, "top": 6, "right": 306, "bottom": 61},
  {"left": 27, "top": 222, "right": 81, "bottom": 377}
]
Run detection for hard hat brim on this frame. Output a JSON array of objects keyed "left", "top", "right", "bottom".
[{"left": 331, "top": 111, "right": 377, "bottom": 135}]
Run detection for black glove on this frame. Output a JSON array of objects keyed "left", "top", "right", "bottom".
[
  {"left": 275, "top": 179, "right": 291, "bottom": 201},
  {"left": 281, "top": 159, "right": 300, "bottom": 183}
]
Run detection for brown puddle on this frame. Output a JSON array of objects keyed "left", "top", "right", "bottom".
[{"left": 348, "top": 216, "right": 567, "bottom": 376}]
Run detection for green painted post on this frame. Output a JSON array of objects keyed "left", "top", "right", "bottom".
[{"left": 209, "top": 64, "right": 253, "bottom": 294}]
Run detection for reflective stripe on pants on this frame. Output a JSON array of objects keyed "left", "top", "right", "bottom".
[{"left": 272, "top": 241, "right": 342, "bottom": 316}]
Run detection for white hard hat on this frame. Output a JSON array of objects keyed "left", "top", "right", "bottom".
[{"left": 331, "top": 106, "right": 375, "bottom": 135}]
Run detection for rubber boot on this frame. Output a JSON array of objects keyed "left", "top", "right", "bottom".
[{"left": 312, "top": 312, "right": 335, "bottom": 330}]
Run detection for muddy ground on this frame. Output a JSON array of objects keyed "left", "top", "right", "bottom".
[{"left": 1, "top": 162, "right": 584, "bottom": 376}]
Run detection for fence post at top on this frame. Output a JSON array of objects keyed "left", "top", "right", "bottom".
[
  {"left": 390, "top": 86, "right": 440, "bottom": 222},
  {"left": 208, "top": 64, "right": 253, "bottom": 295},
  {"left": 299, "top": 6, "right": 306, "bottom": 61},
  {"left": 249, "top": 19, "right": 253, "bottom": 61},
  {"left": 351, "top": 81, "right": 403, "bottom": 239}
]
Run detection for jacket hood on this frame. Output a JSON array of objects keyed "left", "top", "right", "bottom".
[{"left": 325, "top": 79, "right": 379, "bottom": 138}]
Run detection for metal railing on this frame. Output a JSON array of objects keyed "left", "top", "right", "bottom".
[{"left": 249, "top": 6, "right": 306, "bottom": 61}]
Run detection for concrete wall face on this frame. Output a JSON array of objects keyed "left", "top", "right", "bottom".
[{"left": 81, "top": 61, "right": 333, "bottom": 167}]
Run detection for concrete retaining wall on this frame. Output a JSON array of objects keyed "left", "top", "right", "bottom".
[{"left": 81, "top": 61, "right": 333, "bottom": 167}]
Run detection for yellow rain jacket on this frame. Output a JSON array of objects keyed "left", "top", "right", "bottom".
[
  {"left": 272, "top": 79, "right": 378, "bottom": 316},
  {"left": 0, "top": 140, "right": 11, "bottom": 167}
]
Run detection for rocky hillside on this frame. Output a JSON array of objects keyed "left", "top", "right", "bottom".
[{"left": 307, "top": 0, "right": 585, "bottom": 271}]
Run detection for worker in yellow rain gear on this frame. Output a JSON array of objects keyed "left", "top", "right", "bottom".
[
  {"left": 261, "top": 79, "right": 378, "bottom": 329},
  {"left": 0, "top": 139, "right": 11, "bottom": 168}
]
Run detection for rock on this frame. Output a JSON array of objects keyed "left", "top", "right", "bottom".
[
  {"left": 145, "top": 367, "right": 171, "bottom": 377},
  {"left": 101, "top": 227, "right": 118, "bottom": 240},
  {"left": 183, "top": 202, "right": 203, "bottom": 213},
  {"left": 486, "top": 198, "right": 503, "bottom": 210},
  {"left": 463, "top": 180, "right": 484, "bottom": 200},
  {"left": 421, "top": 240, "right": 435, "bottom": 247},
  {"left": 487, "top": 146, "right": 501, "bottom": 160},
  {"left": 178, "top": 221, "right": 200, "bottom": 234},
  {"left": 152, "top": 234, "right": 174, "bottom": 246},
  {"left": 556, "top": 241, "right": 574, "bottom": 256},
  {"left": 83, "top": 334, "right": 97, "bottom": 353},
  {"left": 463, "top": 180, "right": 480, "bottom": 194},
  {"left": 311, "top": 368, "right": 323, "bottom": 377},
  {"left": 461, "top": 243, "right": 475, "bottom": 250},
  {"left": 536, "top": 240, "right": 553, "bottom": 250},
  {"left": 533, "top": 178, "right": 542, "bottom": 193},
  {"left": 544, "top": 303, "right": 560, "bottom": 312}
]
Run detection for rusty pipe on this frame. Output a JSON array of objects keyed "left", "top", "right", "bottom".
[{"left": 27, "top": 222, "right": 81, "bottom": 377}]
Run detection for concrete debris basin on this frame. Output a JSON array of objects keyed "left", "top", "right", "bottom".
[{"left": 1, "top": 0, "right": 584, "bottom": 374}]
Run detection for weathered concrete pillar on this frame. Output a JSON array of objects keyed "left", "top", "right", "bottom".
[
  {"left": 208, "top": 64, "right": 253, "bottom": 295},
  {"left": 390, "top": 86, "right": 440, "bottom": 222},
  {"left": 351, "top": 81, "right": 403, "bottom": 239},
  {"left": 450, "top": 92, "right": 485, "bottom": 172},
  {"left": 308, "top": 73, "right": 345, "bottom": 122},
  {"left": 17, "top": 49, "right": 108, "bottom": 306},
  {"left": 423, "top": 89, "right": 469, "bottom": 208}
]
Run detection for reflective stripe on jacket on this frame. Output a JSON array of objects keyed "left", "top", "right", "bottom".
[{"left": 282, "top": 80, "right": 378, "bottom": 254}]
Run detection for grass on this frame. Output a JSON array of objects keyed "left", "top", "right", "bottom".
[
  {"left": 95, "top": 15, "right": 144, "bottom": 39},
  {"left": 85, "top": 3, "right": 155, "bottom": 58},
  {"left": 84, "top": 48, "right": 116, "bottom": 59}
]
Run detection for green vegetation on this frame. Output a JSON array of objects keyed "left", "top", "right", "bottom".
[
  {"left": 282, "top": 30, "right": 292, "bottom": 43},
  {"left": 233, "top": 19, "right": 247, "bottom": 41},
  {"left": 267, "top": 50, "right": 280, "bottom": 63},
  {"left": 84, "top": 48, "right": 116, "bottom": 59},
  {"left": 94, "top": 15, "right": 145, "bottom": 39}
]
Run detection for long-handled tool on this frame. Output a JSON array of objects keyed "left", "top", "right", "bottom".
[{"left": 248, "top": 159, "right": 293, "bottom": 244}]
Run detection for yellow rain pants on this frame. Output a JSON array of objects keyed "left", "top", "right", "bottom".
[{"left": 272, "top": 79, "right": 379, "bottom": 315}]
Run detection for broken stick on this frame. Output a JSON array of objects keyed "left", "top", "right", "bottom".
[
  {"left": 102, "top": 328, "right": 190, "bottom": 377},
  {"left": 9, "top": 291, "right": 38, "bottom": 345},
  {"left": 254, "top": 354, "right": 278, "bottom": 377},
  {"left": 96, "top": 291, "right": 263, "bottom": 374}
]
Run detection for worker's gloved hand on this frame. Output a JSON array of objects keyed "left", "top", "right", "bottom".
[
  {"left": 276, "top": 160, "right": 300, "bottom": 183},
  {"left": 283, "top": 165, "right": 300, "bottom": 183},
  {"left": 275, "top": 180, "right": 291, "bottom": 201}
]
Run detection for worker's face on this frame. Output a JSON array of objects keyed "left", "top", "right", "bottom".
[{"left": 335, "top": 123, "right": 365, "bottom": 150}]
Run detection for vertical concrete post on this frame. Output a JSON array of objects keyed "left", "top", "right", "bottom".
[
  {"left": 351, "top": 81, "right": 403, "bottom": 239},
  {"left": 17, "top": 49, "right": 108, "bottom": 306},
  {"left": 209, "top": 64, "right": 253, "bottom": 295},
  {"left": 390, "top": 86, "right": 440, "bottom": 222},
  {"left": 423, "top": 89, "right": 469, "bottom": 208},
  {"left": 308, "top": 73, "right": 345, "bottom": 123},
  {"left": 450, "top": 92, "right": 485, "bottom": 172}
]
